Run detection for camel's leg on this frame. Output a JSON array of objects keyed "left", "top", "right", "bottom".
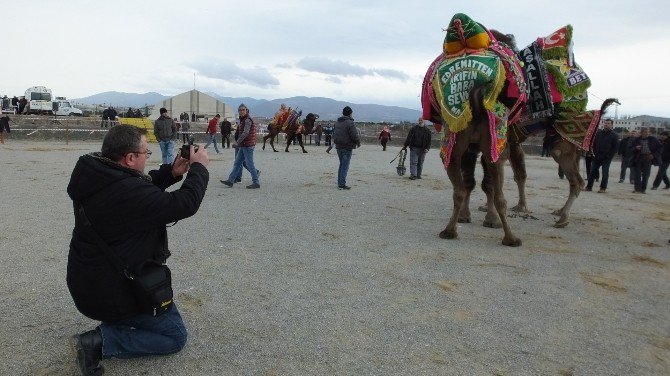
[
  {"left": 262, "top": 134, "right": 269, "bottom": 150},
  {"left": 509, "top": 143, "right": 529, "bottom": 213},
  {"left": 485, "top": 158, "right": 521, "bottom": 246},
  {"left": 551, "top": 142, "right": 583, "bottom": 228},
  {"left": 480, "top": 154, "right": 502, "bottom": 228},
  {"left": 270, "top": 134, "right": 278, "bottom": 152},
  {"left": 298, "top": 134, "right": 307, "bottom": 153},
  {"left": 440, "top": 142, "right": 470, "bottom": 240},
  {"left": 458, "top": 146, "right": 478, "bottom": 223},
  {"left": 285, "top": 134, "right": 294, "bottom": 152}
]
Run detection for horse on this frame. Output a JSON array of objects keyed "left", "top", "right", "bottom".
[{"left": 262, "top": 110, "right": 319, "bottom": 153}]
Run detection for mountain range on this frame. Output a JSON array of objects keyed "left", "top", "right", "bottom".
[{"left": 73, "top": 91, "right": 422, "bottom": 122}]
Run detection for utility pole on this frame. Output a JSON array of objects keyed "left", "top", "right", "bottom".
[{"left": 193, "top": 73, "right": 196, "bottom": 90}]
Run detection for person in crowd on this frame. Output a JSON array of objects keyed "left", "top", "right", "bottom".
[
  {"left": 153, "top": 108, "right": 178, "bottom": 164},
  {"left": 180, "top": 114, "right": 191, "bottom": 144},
  {"left": 203, "top": 114, "right": 221, "bottom": 154},
  {"left": 220, "top": 118, "right": 232, "bottom": 148},
  {"left": 541, "top": 135, "right": 551, "bottom": 157},
  {"left": 651, "top": 131, "right": 670, "bottom": 190},
  {"left": 0, "top": 115, "right": 11, "bottom": 144},
  {"left": 583, "top": 119, "right": 618, "bottom": 193},
  {"left": 583, "top": 150, "right": 598, "bottom": 182},
  {"left": 379, "top": 126, "right": 391, "bottom": 151},
  {"left": 108, "top": 107, "right": 118, "bottom": 125},
  {"left": 1, "top": 95, "right": 9, "bottom": 111},
  {"left": 332, "top": 106, "right": 360, "bottom": 189},
  {"left": 11, "top": 96, "right": 19, "bottom": 113},
  {"left": 66, "top": 125, "right": 209, "bottom": 376},
  {"left": 630, "top": 127, "right": 662, "bottom": 193},
  {"left": 126, "top": 108, "right": 134, "bottom": 118},
  {"left": 220, "top": 104, "right": 260, "bottom": 189},
  {"left": 402, "top": 118, "right": 432, "bottom": 180},
  {"left": 324, "top": 124, "right": 333, "bottom": 147},
  {"left": 314, "top": 122, "right": 323, "bottom": 146},
  {"left": 18, "top": 96, "right": 28, "bottom": 114},
  {"left": 100, "top": 107, "right": 110, "bottom": 128},
  {"left": 618, "top": 130, "right": 638, "bottom": 184}
]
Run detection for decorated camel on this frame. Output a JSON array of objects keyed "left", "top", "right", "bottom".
[
  {"left": 421, "top": 14, "right": 617, "bottom": 245},
  {"left": 262, "top": 104, "right": 319, "bottom": 153}
]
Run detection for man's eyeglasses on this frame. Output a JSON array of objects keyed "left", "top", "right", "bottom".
[{"left": 130, "top": 150, "right": 152, "bottom": 157}]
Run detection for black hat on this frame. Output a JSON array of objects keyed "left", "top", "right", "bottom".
[{"left": 342, "top": 106, "right": 352, "bottom": 116}]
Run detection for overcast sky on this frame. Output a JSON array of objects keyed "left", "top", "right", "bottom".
[{"left": 3, "top": 0, "right": 669, "bottom": 117}]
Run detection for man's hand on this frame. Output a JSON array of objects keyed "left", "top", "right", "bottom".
[
  {"left": 171, "top": 153, "right": 190, "bottom": 177},
  {"left": 189, "top": 144, "right": 210, "bottom": 167}
]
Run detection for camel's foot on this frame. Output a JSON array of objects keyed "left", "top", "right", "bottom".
[
  {"left": 439, "top": 228, "right": 457, "bottom": 239},
  {"left": 502, "top": 236, "right": 522, "bottom": 247},
  {"left": 511, "top": 204, "right": 529, "bottom": 213},
  {"left": 483, "top": 211, "right": 502, "bottom": 228},
  {"left": 457, "top": 217, "right": 471, "bottom": 224},
  {"left": 285, "top": 149, "right": 289, "bottom": 152},
  {"left": 483, "top": 219, "right": 502, "bottom": 229},
  {"left": 554, "top": 217, "right": 570, "bottom": 228},
  {"left": 262, "top": 144, "right": 265, "bottom": 150},
  {"left": 551, "top": 209, "right": 565, "bottom": 217},
  {"left": 273, "top": 149, "right": 278, "bottom": 152},
  {"left": 478, "top": 205, "right": 487, "bottom": 213}
]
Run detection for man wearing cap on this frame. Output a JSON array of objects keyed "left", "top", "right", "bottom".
[
  {"left": 220, "top": 104, "right": 261, "bottom": 189},
  {"left": 333, "top": 106, "right": 360, "bottom": 190},
  {"left": 154, "top": 108, "right": 177, "bottom": 164}
]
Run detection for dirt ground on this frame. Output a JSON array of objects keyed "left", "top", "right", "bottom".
[{"left": 0, "top": 140, "right": 668, "bottom": 375}]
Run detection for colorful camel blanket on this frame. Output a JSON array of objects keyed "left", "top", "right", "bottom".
[
  {"left": 538, "top": 25, "right": 591, "bottom": 112},
  {"left": 553, "top": 108, "right": 602, "bottom": 151},
  {"left": 432, "top": 50, "right": 506, "bottom": 134},
  {"left": 518, "top": 41, "right": 554, "bottom": 118}
]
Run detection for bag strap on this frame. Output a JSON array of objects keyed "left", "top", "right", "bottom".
[{"left": 74, "top": 200, "right": 132, "bottom": 279}]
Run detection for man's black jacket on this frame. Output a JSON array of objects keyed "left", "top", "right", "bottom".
[{"left": 66, "top": 153, "right": 208, "bottom": 321}]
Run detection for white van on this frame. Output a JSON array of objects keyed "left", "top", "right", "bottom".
[{"left": 53, "top": 97, "right": 83, "bottom": 116}]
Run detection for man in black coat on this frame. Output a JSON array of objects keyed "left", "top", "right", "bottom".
[
  {"left": 651, "top": 131, "right": 670, "bottom": 190},
  {"left": 584, "top": 119, "right": 618, "bottom": 193},
  {"left": 617, "top": 129, "right": 637, "bottom": 183},
  {"left": 402, "top": 118, "right": 432, "bottom": 180},
  {"left": 630, "top": 127, "right": 662, "bottom": 193},
  {"left": 66, "top": 125, "right": 209, "bottom": 375}
]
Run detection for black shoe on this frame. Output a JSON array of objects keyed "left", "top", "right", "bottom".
[
  {"left": 651, "top": 186, "right": 658, "bottom": 190},
  {"left": 664, "top": 186, "right": 670, "bottom": 190},
  {"left": 246, "top": 183, "right": 260, "bottom": 189},
  {"left": 338, "top": 185, "right": 351, "bottom": 190},
  {"left": 409, "top": 176, "right": 417, "bottom": 180},
  {"left": 220, "top": 180, "right": 233, "bottom": 187},
  {"left": 417, "top": 175, "right": 422, "bottom": 179},
  {"left": 70, "top": 329, "right": 103, "bottom": 376},
  {"left": 235, "top": 178, "right": 241, "bottom": 183},
  {"left": 619, "top": 179, "right": 624, "bottom": 183}
]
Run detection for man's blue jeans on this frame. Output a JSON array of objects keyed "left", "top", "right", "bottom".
[
  {"left": 228, "top": 146, "right": 259, "bottom": 185},
  {"left": 204, "top": 134, "right": 220, "bottom": 153},
  {"left": 337, "top": 148, "right": 352, "bottom": 187},
  {"left": 158, "top": 140, "right": 175, "bottom": 165},
  {"left": 98, "top": 303, "right": 187, "bottom": 359}
]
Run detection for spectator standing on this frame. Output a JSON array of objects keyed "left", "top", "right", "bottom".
[
  {"left": 333, "top": 106, "right": 360, "bottom": 190},
  {"left": 630, "top": 127, "right": 662, "bottom": 194},
  {"left": 220, "top": 118, "right": 232, "bottom": 148},
  {"left": 18, "top": 97, "right": 28, "bottom": 114},
  {"left": 0, "top": 115, "right": 11, "bottom": 144},
  {"left": 100, "top": 108, "right": 110, "bottom": 128},
  {"left": 618, "top": 130, "right": 637, "bottom": 184},
  {"left": 108, "top": 107, "right": 118, "bottom": 125},
  {"left": 153, "top": 108, "right": 178, "bottom": 164},
  {"left": 66, "top": 125, "right": 209, "bottom": 375},
  {"left": 584, "top": 119, "right": 618, "bottom": 193},
  {"left": 651, "top": 131, "right": 670, "bottom": 190},
  {"left": 402, "top": 118, "right": 432, "bottom": 180},
  {"left": 220, "top": 104, "right": 260, "bottom": 189},
  {"left": 11, "top": 96, "right": 18, "bottom": 113},
  {"left": 324, "top": 124, "right": 333, "bottom": 146},
  {"left": 1, "top": 95, "right": 9, "bottom": 111},
  {"left": 180, "top": 113, "right": 191, "bottom": 143},
  {"left": 204, "top": 114, "right": 221, "bottom": 154},
  {"left": 314, "top": 122, "right": 323, "bottom": 146},
  {"left": 379, "top": 126, "right": 391, "bottom": 151}
]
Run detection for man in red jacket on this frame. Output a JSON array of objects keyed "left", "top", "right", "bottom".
[{"left": 204, "top": 114, "right": 221, "bottom": 154}]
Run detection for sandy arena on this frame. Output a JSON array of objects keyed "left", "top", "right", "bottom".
[{"left": 0, "top": 140, "right": 668, "bottom": 375}]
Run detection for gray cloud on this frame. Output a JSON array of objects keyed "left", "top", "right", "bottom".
[
  {"left": 188, "top": 61, "right": 279, "bottom": 88},
  {"left": 296, "top": 57, "right": 409, "bottom": 81}
]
